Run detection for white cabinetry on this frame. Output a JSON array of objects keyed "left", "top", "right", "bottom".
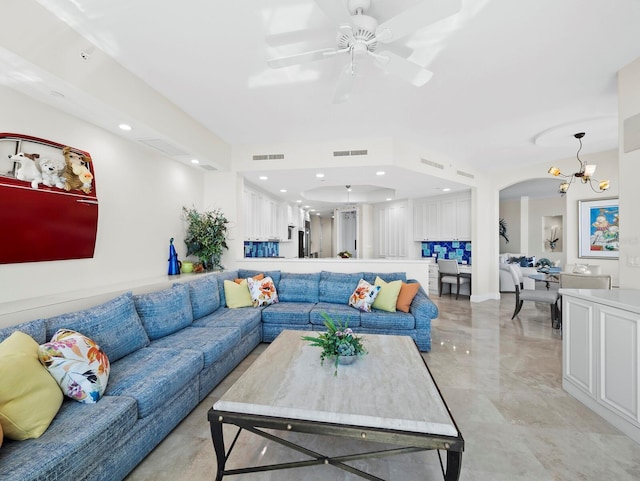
[
  {"left": 243, "top": 187, "right": 290, "bottom": 241},
  {"left": 562, "top": 289, "right": 640, "bottom": 445},
  {"left": 376, "top": 202, "right": 408, "bottom": 258},
  {"left": 413, "top": 192, "right": 471, "bottom": 241}
]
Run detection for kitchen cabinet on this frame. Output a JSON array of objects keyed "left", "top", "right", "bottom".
[
  {"left": 413, "top": 192, "right": 471, "bottom": 241},
  {"left": 243, "top": 187, "right": 291, "bottom": 241},
  {"left": 562, "top": 289, "right": 640, "bottom": 445},
  {"left": 376, "top": 202, "right": 407, "bottom": 258}
]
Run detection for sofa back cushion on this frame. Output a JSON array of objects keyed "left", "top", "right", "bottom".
[
  {"left": 363, "top": 272, "right": 406, "bottom": 284},
  {"left": 43, "top": 292, "right": 149, "bottom": 363},
  {"left": 238, "top": 269, "right": 281, "bottom": 286},
  {"left": 184, "top": 274, "right": 220, "bottom": 319},
  {"left": 134, "top": 284, "right": 193, "bottom": 340},
  {"left": 278, "top": 272, "right": 320, "bottom": 303},
  {"left": 319, "top": 271, "right": 363, "bottom": 304},
  {"left": 0, "top": 319, "right": 47, "bottom": 344}
]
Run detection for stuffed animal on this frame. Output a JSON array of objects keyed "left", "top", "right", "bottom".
[
  {"left": 9, "top": 152, "right": 42, "bottom": 189},
  {"left": 39, "top": 157, "right": 66, "bottom": 189},
  {"left": 62, "top": 146, "right": 93, "bottom": 194}
]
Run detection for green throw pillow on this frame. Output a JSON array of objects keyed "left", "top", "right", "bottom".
[
  {"left": 223, "top": 279, "right": 253, "bottom": 308},
  {"left": 372, "top": 276, "right": 402, "bottom": 312}
]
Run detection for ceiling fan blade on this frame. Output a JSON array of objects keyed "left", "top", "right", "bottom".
[
  {"left": 333, "top": 64, "right": 356, "bottom": 104},
  {"left": 313, "top": 0, "right": 353, "bottom": 26},
  {"left": 376, "top": 0, "right": 461, "bottom": 44},
  {"left": 374, "top": 50, "right": 433, "bottom": 87},
  {"left": 267, "top": 48, "right": 338, "bottom": 68}
]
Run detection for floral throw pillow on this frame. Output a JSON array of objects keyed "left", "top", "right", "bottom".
[
  {"left": 247, "top": 276, "right": 279, "bottom": 307},
  {"left": 348, "top": 279, "right": 381, "bottom": 313},
  {"left": 39, "top": 329, "right": 110, "bottom": 404}
]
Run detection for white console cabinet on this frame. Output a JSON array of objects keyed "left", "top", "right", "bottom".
[{"left": 562, "top": 289, "right": 640, "bottom": 445}]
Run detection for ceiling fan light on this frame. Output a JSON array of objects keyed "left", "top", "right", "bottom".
[
  {"left": 599, "top": 180, "right": 610, "bottom": 191},
  {"left": 559, "top": 182, "right": 569, "bottom": 194},
  {"left": 583, "top": 164, "right": 596, "bottom": 178},
  {"left": 548, "top": 166, "right": 561, "bottom": 176}
]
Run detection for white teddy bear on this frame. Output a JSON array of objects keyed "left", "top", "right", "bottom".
[
  {"left": 10, "top": 152, "right": 42, "bottom": 189},
  {"left": 39, "top": 157, "right": 66, "bottom": 189}
]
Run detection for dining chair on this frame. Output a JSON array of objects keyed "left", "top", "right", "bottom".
[
  {"left": 437, "top": 259, "right": 470, "bottom": 300},
  {"left": 507, "top": 264, "right": 560, "bottom": 328}
]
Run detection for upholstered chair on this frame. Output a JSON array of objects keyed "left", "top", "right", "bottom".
[
  {"left": 437, "top": 259, "right": 470, "bottom": 300},
  {"left": 508, "top": 264, "right": 560, "bottom": 328}
]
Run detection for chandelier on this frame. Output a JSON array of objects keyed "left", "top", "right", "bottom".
[{"left": 548, "top": 132, "right": 610, "bottom": 196}]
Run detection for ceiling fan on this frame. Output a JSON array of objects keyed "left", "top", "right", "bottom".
[{"left": 267, "top": 0, "right": 461, "bottom": 103}]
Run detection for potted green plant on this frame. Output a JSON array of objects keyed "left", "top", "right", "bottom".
[
  {"left": 301, "top": 313, "right": 366, "bottom": 376},
  {"left": 182, "top": 206, "right": 229, "bottom": 271}
]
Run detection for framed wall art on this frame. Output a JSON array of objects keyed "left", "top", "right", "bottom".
[{"left": 578, "top": 198, "right": 619, "bottom": 259}]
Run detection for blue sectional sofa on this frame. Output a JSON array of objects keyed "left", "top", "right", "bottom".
[{"left": 0, "top": 269, "right": 438, "bottom": 481}]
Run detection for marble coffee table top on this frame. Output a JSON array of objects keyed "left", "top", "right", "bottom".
[{"left": 214, "top": 330, "right": 458, "bottom": 437}]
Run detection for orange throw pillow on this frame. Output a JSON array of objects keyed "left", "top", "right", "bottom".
[
  {"left": 235, "top": 273, "right": 264, "bottom": 284},
  {"left": 396, "top": 282, "right": 420, "bottom": 313}
]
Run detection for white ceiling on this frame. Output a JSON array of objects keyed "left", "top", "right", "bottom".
[{"left": 15, "top": 0, "right": 640, "bottom": 212}]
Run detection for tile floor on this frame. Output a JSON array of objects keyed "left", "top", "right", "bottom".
[{"left": 125, "top": 294, "right": 640, "bottom": 481}]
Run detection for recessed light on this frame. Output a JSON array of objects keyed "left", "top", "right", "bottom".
[
  {"left": 190, "top": 159, "right": 199, "bottom": 164},
  {"left": 304, "top": 205, "right": 310, "bottom": 209},
  {"left": 259, "top": 176, "right": 268, "bottom": 180},
  {"left": 310, "top": 209, "right": 316, "bottom": 212},
  {"left": 376, "top": 171, "right": 385, "bottom": 176},
  {"left": 316, "top": 213, "right": 320, "bottom": 216},
  {"left": 280, "top": 189, "right": 287, "bottom": 193},
  {"left": 442, "top": 188, "right": 451, "bottom": 192},
  {"left": 386, "top": 198, "right": 392, "bottom": 201},
  {"left": 296, "top": 199, "right": 302, "bottom": 203},
  {"left": 118, "top": 124, "right": 132, "bottom": 131},
  {"left": 316, "top": 173, "right": 325, "bottom": 178}
]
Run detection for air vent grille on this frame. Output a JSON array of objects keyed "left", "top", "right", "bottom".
[
  {"left": 333, "top": 149, "right": 368, "bottom": 157},
  {"left": 138, "top": 138, "right": 189, "bottom": 156},
  {"left": 456, "top": 170, "right": 475, "bottom": 179},
  {"left": 420, "top": 158, "right": 444, "bottom": 169},
  {"left": 199, "top": 165, "right": 217, "bottom": 171},
  {"left": 252, "top": 153, "right": 285, "bottom": 160}
]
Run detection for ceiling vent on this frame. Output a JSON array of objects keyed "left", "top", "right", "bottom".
[
  {"left": 456, "top": 169, "right": 475, "bottom": 179},
  {"left": 421, "top": 158, "right": 444, "bottom": 170},
  {"left": 199, "top": 165, "right": 217, "bottom": 171},
  {"left": 137, "top": 138, "right": 189, "bottom": 157},
  {"left": 333, "top": 149, "right": 368, "bottom": 157},
  {"left": 252, "top": 153, "right": 285, "bottom": 160}
]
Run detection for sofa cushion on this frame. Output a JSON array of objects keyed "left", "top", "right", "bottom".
[
  {"left": 149, "top": 326, "right": 240, "bottom": 368},
  {"left": 0, "top": 395, "right": 138, "bottom": 481},
  {"left": 38, "top": 329, "right": 110, "bottom": 404},
  {"left": 184, "top": 274, "right": 220, "bottom": 319},
  {"left": 223, "top": 279, "right": 253, "bottom": 308},
  {"left": 396, "top": 282, "right": 420, "bottom": 313},
  {"left": 105, "top": 347, "right": 202, "bottom": 418},
  {"left": 348, "top": 279, "right": 381, "bottom": 313},
  {"left": 247, "top": 276, "right": 279, "bottom": 307},
  {"left": 319, "top": 271, "right": 363, "bottom": 304},
  {"left": 43, "top": 292, "right": 150, "bottom": 363},
  {"left": 310, "top": 302, "right": 361, "bottom": 327},
  {"left": 192, "top": 307, "right": 263, "bottom": 338},
  {"left": 0, "top": 332, "right": 63, "bottom": 440},
  {"left": 238, "top": 269, "right": 281, "bottom": 286},
  {"left": 261, "top": 302, "right": 315, "bottom": 325},
  {"left": 278, "top": 272, "right": 320, "bottom": 303},
  {"left": 215, "top": 271, "right": 239, "bottom": 307},
  {"left": 372, "top": 276, "right": 402, "bottom": 312},
  {"left": 134, "top": 284, "right": 193, "bottom": 340},
  {"left": 0, "top": 319, "right": 47, "bottom": 344},
  {"left": 363, "top": 272, "right": 407, "bottom": 284},
  {"left": 360, "top": 309, "right": 416, "bottom": 330}
]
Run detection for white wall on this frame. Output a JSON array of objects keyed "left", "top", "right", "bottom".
[
  {"left": 500, "top": 200, "right": 522, "bottom": 253},
  {"left": 619, "top": 57, "right": 640, "bottom": 288},
  {"left": 0, "top": 87, "right": 205, "bottom": 305}
]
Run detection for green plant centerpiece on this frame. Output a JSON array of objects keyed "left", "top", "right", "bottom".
[
  {"left": 182, "top": 206, "right": 229, "bottom": 271},
  {"left": 301, "top": 313, "right": 366, "bottom": 376}
]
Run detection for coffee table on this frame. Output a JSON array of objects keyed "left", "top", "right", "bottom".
[{"left": 208, "top": 330, "right": 464, "bottom": 481}]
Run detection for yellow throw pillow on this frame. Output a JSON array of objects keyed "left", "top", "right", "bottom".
[
  {"left": 223, "top": 279, "right": 253, "bottom": 308},
  {"left": 372, "top": 277, "right": 403, "bottom": 312},
  {"left": 0, "top": 331, "right": 63, "bottom": 440}
]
